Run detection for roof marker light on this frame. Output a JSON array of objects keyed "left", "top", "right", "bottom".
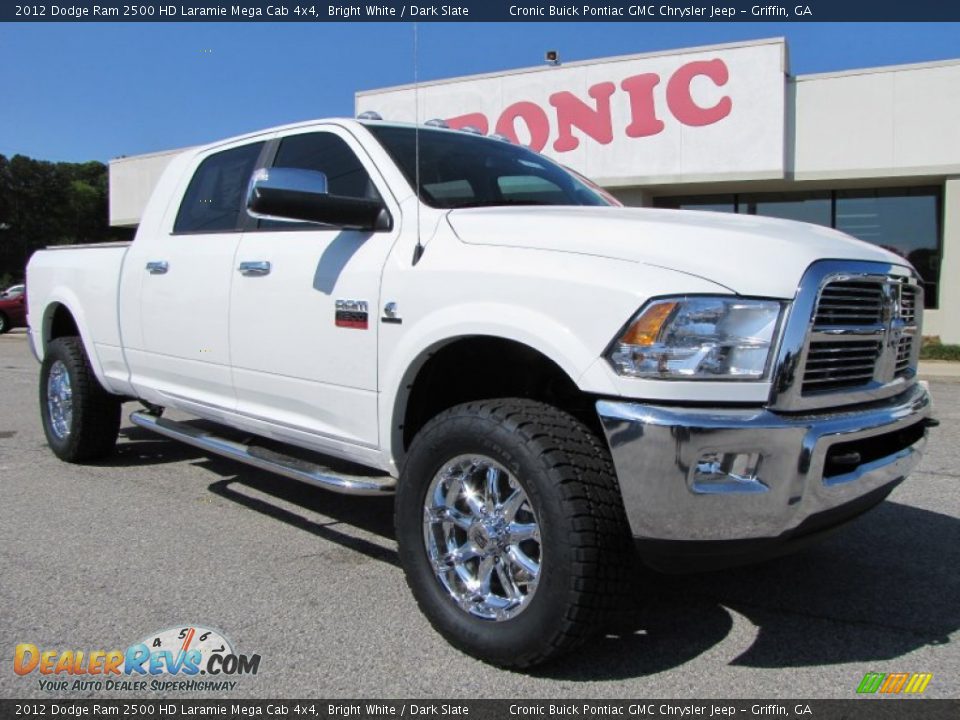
[{"left": 357, "top": 111, "right": 383, "bottom": 121}]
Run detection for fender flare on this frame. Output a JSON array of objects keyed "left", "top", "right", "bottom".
[
  {"left": 379, "top": 301, "right": 619, "bottom": 468},
  {"left": 38, "top": 291, "right": 111, "bottom": 391}
]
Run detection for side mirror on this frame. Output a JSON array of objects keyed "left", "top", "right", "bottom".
[{"left": 246, "top": 167, "right": 391, "bottom": 231}]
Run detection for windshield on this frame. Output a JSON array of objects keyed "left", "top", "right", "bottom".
[{"left": 365, "top": 125, "right": 612, "bottom": 210}]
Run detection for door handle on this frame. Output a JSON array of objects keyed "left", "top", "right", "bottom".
[
  {"left": 145, "top": 261, "right": 169, "bottom": 275},
  {"left": 238, "top": 261, "right": 271, "bottom": 276}
]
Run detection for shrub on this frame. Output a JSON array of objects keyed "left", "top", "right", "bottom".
[{"left": 920, "top": 343, "right": 960, "bottom": 361}]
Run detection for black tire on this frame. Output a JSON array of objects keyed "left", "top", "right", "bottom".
[
  {"left": 0, "top": 312, "right": 8, "bottom": 334},
  {"left": 395, "top": 399, "right": 632, "bottom": 668},
  {"left": 39, "top": 336, "right": 121, "bottom": 462}
]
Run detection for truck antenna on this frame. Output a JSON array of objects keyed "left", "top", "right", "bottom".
[{"left": 412, "top": 22, "right": 425, "bottom": 265}]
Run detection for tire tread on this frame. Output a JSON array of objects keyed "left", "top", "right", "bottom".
[
  {"left": 399, "top": 398, "right": 632, "bottom": 668},
  {"left": 41, "top": 336, "right": 121, "bottom": 462}
]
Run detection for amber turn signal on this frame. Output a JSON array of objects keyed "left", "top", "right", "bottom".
[{"left": 620, "top": 301, "right": 677, "bottom": 346}]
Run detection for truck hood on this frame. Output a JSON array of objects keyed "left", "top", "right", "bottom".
[{"left": 446, "top": 206, "right": 906, "bottom": 298}]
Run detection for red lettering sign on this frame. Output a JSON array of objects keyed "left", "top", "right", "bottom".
[
  {"left": 494, "top": 101, "right": 550, "bottom": 152},
  {"left": 620, "top": 73, "right": 665, "bottom": 138},
  {"left": 446, "top": 58, "right": 733, "bottom": 152},
  {"left": 549, "top": 82, "right": 616, "bottom": 152},
  {"left": 666, "top": 59, "right": 732, "bottom": 126},
  {"left": 447, "top": 113, "right": 489, "bottom": 134}
]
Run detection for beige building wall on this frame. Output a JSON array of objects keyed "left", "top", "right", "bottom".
[
  {"left": 792, "top": 60, "right": 960, "bottom": 181},
  {"left": 109, "top": 149, "right": 183, "bottom": 228},
  {"left": 930, "top": 177, "right": 960, "bottom": 341}
]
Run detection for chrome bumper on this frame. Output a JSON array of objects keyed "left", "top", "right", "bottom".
[{"left": 596, "top": 383, "right": 931, "bottom": 542}]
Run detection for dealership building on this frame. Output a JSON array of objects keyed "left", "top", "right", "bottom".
[{"left": 110, "top": 37, "right": 960, "bottom": 342}]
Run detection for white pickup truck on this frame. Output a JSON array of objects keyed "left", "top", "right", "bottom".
[{"left": 27, "top": 118, "right": 934, "bottom": 668}]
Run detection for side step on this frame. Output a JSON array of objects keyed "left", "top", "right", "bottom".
[{"left": 129, "top": 411, "right": 396, "bottom": 496}]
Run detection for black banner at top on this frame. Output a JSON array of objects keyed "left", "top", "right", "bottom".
[{"left": 4, "top": 0, "right": 960, "bottom": 22}]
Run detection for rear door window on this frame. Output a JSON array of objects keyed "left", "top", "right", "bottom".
[{"left": 174, "top": 142, "right": 264, "bottom": 233}]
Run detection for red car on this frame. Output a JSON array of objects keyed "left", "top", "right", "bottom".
[{"left": 0, "top": 286, "right": 26, "bottom": 334}]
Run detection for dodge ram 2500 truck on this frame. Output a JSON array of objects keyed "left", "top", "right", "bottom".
[{"left": 27, "top": 118, "right": 934, "bottom": 668}]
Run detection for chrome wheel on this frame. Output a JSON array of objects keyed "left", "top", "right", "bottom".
[
  {"left": 46, "top": 360, "right": 73, "bottom": 439},
  {"left": 423, "top": 455, "right": 542, "bottom": 621}
]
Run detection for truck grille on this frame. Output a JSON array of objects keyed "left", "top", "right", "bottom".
[
  {"left": 801, "top": 276, "right": 921, "bottom": 397},
  {"left": 802, "top": 340, "right": 882, "bottom": 393},
  {"left": 899, "top": 285, "right": 919, "bottom": 324},
  {"left": 895, "top": 336, "right": 913, "bottom": 374},
  {"left": 813, "top": 281, "right": 884, "bottom": 326}
]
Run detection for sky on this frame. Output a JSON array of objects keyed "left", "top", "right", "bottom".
[{"left": 1, "top": 22, "right": 959, "bottom": 162}]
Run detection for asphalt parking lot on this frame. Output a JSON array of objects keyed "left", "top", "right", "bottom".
[{"left": 1, "top": 328, "right": 958, "bottom": 699}]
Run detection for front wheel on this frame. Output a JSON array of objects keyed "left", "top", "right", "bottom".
[
  {"left": 395, "top": 399, "right": 632, "bottom": 668},
  {"left": 39, "top": 336, "right": 122, "bottom": 462},
  {"left": 0, "top": 312, "right": 8, "bottom": 334}
]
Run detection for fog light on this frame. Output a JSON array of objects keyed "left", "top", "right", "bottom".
[{"left": 692, "top": 452, "right": 766, "bottom": 494}]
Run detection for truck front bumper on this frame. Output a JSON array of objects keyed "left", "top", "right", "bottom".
[{"left": 596, "top": 383, "right": 932, "bottom": 557}]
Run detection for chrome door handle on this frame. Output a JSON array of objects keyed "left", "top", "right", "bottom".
[
  {"left": 145, "top": 261, "right": 169, "bottom": 275},
  {"left": 238, "top": 261, "right": 271, "bottom": 276}
]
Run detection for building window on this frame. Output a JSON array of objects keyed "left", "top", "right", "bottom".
[
  {"left": 663, "top": 194, "right": 736, "bottom": 214},
  {"left": 737, "top": 191, "right": 832, "bottom": 227},
  {"left": 834, "top": 189, "right": 941, "bottom": 306},
  {"left": 655, "top": 187, "right": 942, "bottom": 309}
]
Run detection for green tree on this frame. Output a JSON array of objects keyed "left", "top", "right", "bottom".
[{"left": 0, "top": 154, "right": 133, "bottom": 281}]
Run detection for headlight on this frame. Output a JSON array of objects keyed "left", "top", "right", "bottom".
[{"left": 607, "top": 296, "right": 783, "bottom": 380}]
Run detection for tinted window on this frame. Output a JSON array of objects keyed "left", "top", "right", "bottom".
[
  {"left": 498, "top": 175, "right": 566, "bottom": 204},
  {"left": 656, "top": 195, "right": 736, "bottom": 214},
  {"left": 256, "top": 132, "right": 381, "bottom": 231},
  {"left": 738, "top": 191, "right": 831, "bottom": 226},
  {"left": 272, "top": 132, "right": 379, "bottom": 200},
  {"left": 366, "top": 125, "right": 609, "bottom": 209},
  {"left": 174, "top": 142, "right": 264, "bottom": 233}
]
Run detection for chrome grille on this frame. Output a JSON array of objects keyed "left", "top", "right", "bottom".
[
  {"left": 900, "top": 285, "right": 919, "bottom": 324},
  {"left": 895, "top": 336, "right": 913, "bottom": 376},
  {"left": 800, "top": 275, "right": 922, "bottom": 397},
  {"left": 814, "top": 281, "right": 884, "bottom": 326},
  {"left": 770, "top": 261, "right": 923, "bottom": 412},
  {"left": 802, "top": 340, "right": 882, "bottom": 393}
]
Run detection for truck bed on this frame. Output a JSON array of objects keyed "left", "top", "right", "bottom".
[{"left": 26, "top": 243, "right": 131, "bottom": 394}]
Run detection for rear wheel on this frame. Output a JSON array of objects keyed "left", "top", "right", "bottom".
[
  {"left": 0, "top": 312, "right": 8, "bottom": 334},
  {"left": 395, "top": 399, "right": 632, "bottom": 668},
  {"left": 39, "top": 337, "right": 121, "bottom": 462}
]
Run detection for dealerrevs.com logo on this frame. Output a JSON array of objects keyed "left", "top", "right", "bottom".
[{"left": 14, "top": 625, "right": 261, "bottom": 693}]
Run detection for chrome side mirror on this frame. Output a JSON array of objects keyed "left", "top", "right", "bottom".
[
  {"left": 246, "top": 167, "right": 390, "bottom": 231},
  {"left": 246, "top": 167, "right": 329, "bottom": 222}
]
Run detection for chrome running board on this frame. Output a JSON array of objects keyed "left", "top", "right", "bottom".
[{"left": 129, "top": 411, "right": 396, "bottom": 496}]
